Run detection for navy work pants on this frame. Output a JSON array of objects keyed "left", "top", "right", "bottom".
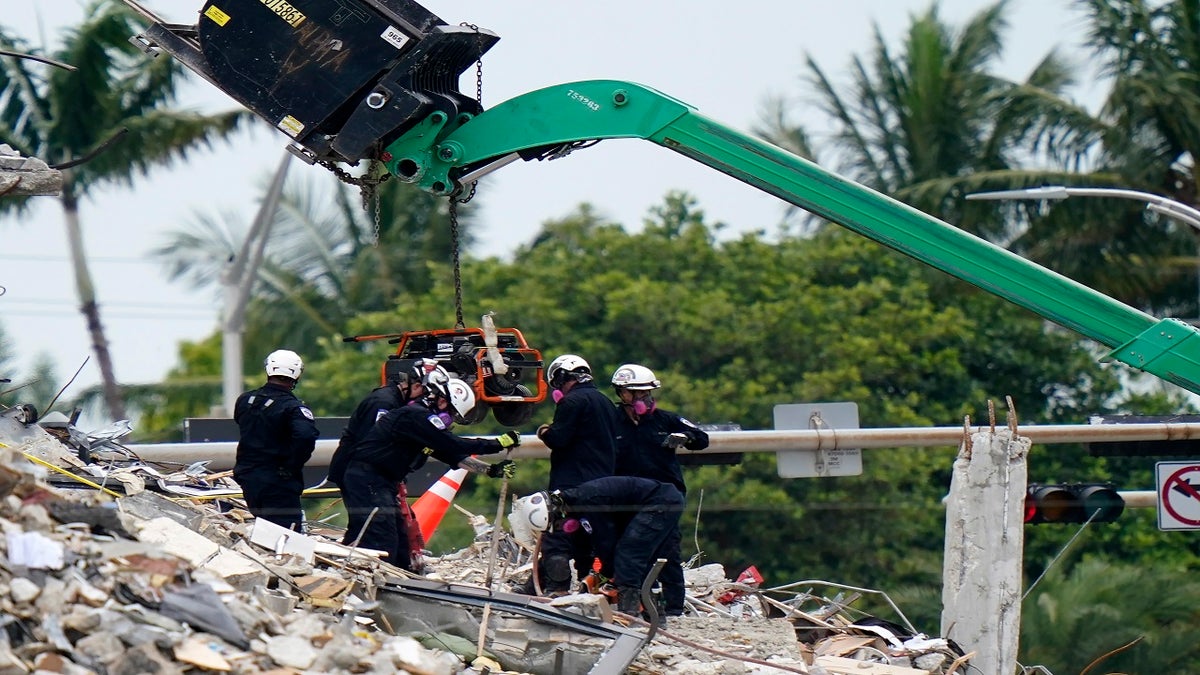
[
  {"left": 234, "top": 466, "right": 304, "bottom": 532},
  {"left": 341, "top": 462, "right": 411, "bottom": 570}
]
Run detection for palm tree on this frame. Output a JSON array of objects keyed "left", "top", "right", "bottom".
[
  {"left": 763, "top": 2, "right": 1082, "bottom": 232},
  {"left": 760, "top": 1, "right": 1197, "bottom": 313},
  {"left": 153, "top": 171, "right": 476, "bottom": 379},
  {"left": 0, "top": 0, "right": 247, "bottom": 418},
  {"left": 1078, "top": 0, "right": 1200, "bottom": 206},
  {"left": 1030, "top": 0, "right": 1200, "bottom": 315}
]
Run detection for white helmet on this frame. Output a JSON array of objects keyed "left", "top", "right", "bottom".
[
  {"left": 444, "top": 377, "right": 477, "bottom": 423},
  {"left": 508, "top": 492, "right": 551, "bottom": 548},
  {"left": 421, "top": 365, "right": 451, "bottom": 392},
  {"left": 546, "top": 354, "right": 590, "bottom": 387},
  {"left": 423, "top": 368, "right": 476, "bottom": 420},
  {"left": 611, "top": 363, "right": 660, "bottom": 391},
  {"left": 388, "top": 357, "right": 439, "bottom": 389},
  {"left": 264, "top": 349, "right": 304, "bottom": 379}
]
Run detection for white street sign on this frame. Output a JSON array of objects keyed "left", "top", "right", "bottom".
[
  {"left": 1156, "top": 461, "right": 1200, "bottom": 531},
  {"left": 773, "top": 402, "right": 862, "bottom": 478}
]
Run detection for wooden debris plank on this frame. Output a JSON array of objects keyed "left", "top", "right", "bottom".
[
  {"left": 814, "top": 655, "right": 931, "bottom": 674},
  {"left": 815, "top": 634, "right": 885, "bottom": 657},
  {"left": 174, "top": 637, "right": 232, "bottom": 671}
]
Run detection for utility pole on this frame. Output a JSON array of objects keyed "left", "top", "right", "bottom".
[{"left": 218, "top": 152, "right": 292, "bottom": 417}]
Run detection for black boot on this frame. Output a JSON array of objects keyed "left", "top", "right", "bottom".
[
  {"left": 616, "top": 587, "right": 641, "bottom": 616},
  {"left": 511, "top": 575, "right": 536, "bottom": 595}
]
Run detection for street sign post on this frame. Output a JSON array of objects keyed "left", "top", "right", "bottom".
[
  {"left": 773, "top": 402, "right": 862, "bottom": 478},
  {"left": 1155, "top": 461, "right": 1200, "bottom": 531}
]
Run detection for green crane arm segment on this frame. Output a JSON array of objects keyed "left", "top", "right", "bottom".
[
  {"left": 382, "top": 79, "right": 1200, "bottom": 395},
  {"left": 122, "top": 0, "right": 1200, "bottom": 396}
]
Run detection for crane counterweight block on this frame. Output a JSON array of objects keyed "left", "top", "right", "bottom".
[{"left": 124, "top": 0, "right": 498, "bottom": 165}]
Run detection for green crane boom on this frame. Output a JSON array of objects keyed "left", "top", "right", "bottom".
[{"left": 127, "top": 0, "right": 1200, "bottom": 395}]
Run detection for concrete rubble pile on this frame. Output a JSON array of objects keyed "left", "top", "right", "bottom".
[{"left": 0, "top": 405, "right": 973, "bottom": 674}]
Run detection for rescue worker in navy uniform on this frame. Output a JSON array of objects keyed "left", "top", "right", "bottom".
[
  {"left": 328, "top": 357, "right": 439, "bottom": 488},
  {"left": 527, "top": 354, "right": 619, "bottom": 595},
  {"left": 510, "top": 476, "right": 685, "bottom": 617},
  {"left": 233, "top": 349, "right": 321, "bottom": 531},
  {"left": 339, "top": 370, "right": 520, "bottom": 569},
  {"left": 611, "top": 363, "right": 709, "bottom": 616},
  {"left": 328, "top": 358, "right": 440, "bottom": 568}
]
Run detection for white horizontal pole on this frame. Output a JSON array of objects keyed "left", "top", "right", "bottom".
[{"left": 124, "top": 421, "right": 1200, "bottom": 471}]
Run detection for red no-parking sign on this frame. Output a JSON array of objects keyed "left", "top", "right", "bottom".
[{"left": 1156, "top": 462, "right": 1200, "bottom": 531}]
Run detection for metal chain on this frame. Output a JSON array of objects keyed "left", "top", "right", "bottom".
[
  {"left": 449, "top": 199, "right": 465, "bottom": 329},
  {"left": 319, "top": 156, "right": 392, "bottom": 247},
  {"left": 444, "top": 23, "right": 486, "bottom": 329},
  {"left": 454, "top": 28, "right": 485, "bottom": 203},
  {"left": 474, "top": 47, "right": 483, "bottom": 104},
  {"left": 460, "top": 22, "right": 484, "bottom": 106},
  {"left": 373, "top": 190, "right": 382, "bottom": 247}
]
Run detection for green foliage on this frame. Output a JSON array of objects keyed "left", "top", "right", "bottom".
[
  {"left": 267, "top": 192, "right": 1171, "bottom": 598},
  {"left": 1020, "top": 559, "right": 1200, "bottom": 673}
]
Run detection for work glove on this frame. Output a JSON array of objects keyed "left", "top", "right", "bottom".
[
  {"left": 486, "top": 459, "right": 517, "bottom": 479},
  {"left": 548, "top": 489, "right": 567, "bottom": 516},
  {"left": 661, "top": 432, "right": 689, "bottom": 449},
  {"left": 498, "top": 430, "right": 521, "bottom": 449}
]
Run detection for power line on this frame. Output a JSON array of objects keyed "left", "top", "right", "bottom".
[
  {"left": 3, "top": 298, "right": 212, "bottom": 310},
  {"left": 1, "top": 308, "right": 213, "bottom": 320},
  {"left": 0, "top": 254, "right": 163, "bottom": 264}
]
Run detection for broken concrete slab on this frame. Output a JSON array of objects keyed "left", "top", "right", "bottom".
[
  {"left": 250, "top": 517, "right": 316, "bottom": 563},
  {"left": 0, "top": 144, "right": 62, "bottom": 197},
  {"left": 117, "top": 490, "right": 205, "bottom": 531},
  {"left": 131, "top": 516, "right": 268, "bottom": 590}
]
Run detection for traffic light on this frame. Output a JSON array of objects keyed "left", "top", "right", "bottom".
[{"left": 1024, "top": 484, "right": 1125, "bottom": 524}]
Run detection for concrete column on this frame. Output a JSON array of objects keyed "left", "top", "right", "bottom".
[{"left": 941, "top": 427, "right": 1030, "bottom": 674}]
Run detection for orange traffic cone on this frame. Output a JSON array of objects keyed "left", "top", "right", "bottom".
[{"left": 412, "top": 468, "right": 468, "bottom": 542}]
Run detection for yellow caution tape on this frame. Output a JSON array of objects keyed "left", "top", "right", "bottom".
[
  {"left": 21, "top": 452, "right": 124, "bottom": 498},
  {"left": 16, "top": 451, "right": 342, "bottom": 504},
  {"left": 177, "top": 486, "right": 342, "bottom": 502}
]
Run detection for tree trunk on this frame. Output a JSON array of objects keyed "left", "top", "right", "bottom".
[{"left": 61, "top": 183, "right": 126, "bottom": 419}]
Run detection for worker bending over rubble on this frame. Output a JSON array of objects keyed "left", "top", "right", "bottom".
[
  {"left": 611, "top": 363, "right": 708, "bottom": 617},
  {"left": 524, "top": 354, "right": 619, "bottom": 595},
  {"left": 338, "top": 368, "right": 520, "bottom": 569},
  {"left": 328, "top": 358, "right": 442, "bottom": 568},
  {"left": 233, "top": 349, "right": 320, "bottom": 532},
  {"left": 328, "top": 358, "right": 441, "bottom": 486},
  {"left": 511, "top": 475, "right": 685, "bottom": 617}
]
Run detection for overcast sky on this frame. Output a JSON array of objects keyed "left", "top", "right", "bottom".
[{"left": 1, "top": 0, "right": 1095, "bottom": 416}]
